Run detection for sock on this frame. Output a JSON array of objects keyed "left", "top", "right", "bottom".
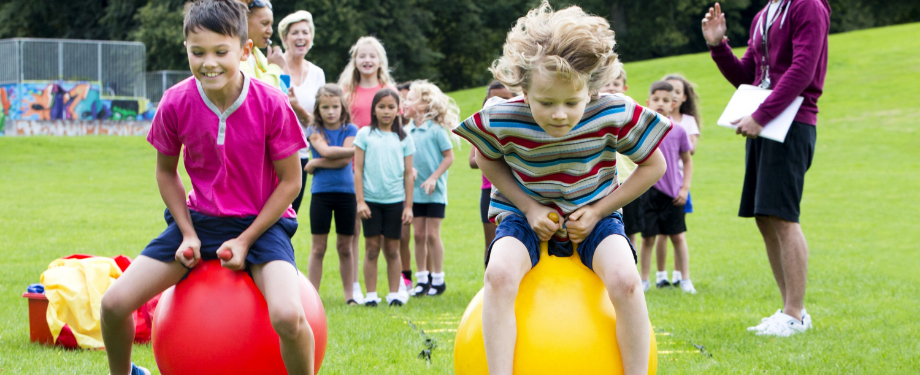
[
  {"left": 656, "top": 271, "right": 668, "bottom": 281},
  {"left": 431, "top": 272, "right": 445, "bottom": 286},
  {"left": 365, "top": 291, "right": 378, "bottom": 301},
  {"left": 672, "top": 271, "right": 682, "bottom": 282},
  {"left": 353, "top": 281, "right": 362, "bottom": 293},
  {"left": 416, "top": 271, "right": 430, "bottom": 284},
  {"left": 402, "top": 270, "right": 413, "bottom": 281}
]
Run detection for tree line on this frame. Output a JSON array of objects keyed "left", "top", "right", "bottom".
[{"left": 0, "top": 0, "right": 916, "bottom": 92}]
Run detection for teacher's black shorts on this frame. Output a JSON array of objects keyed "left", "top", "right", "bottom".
[{"left": 740, "top": 122, "right": 816, "bottom": 223}]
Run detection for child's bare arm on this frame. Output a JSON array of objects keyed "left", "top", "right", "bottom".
[
  {"left": 476, "top": 152, "right": 557, "bottom": 241},
  {"left": 567, "top": 150, "right": 667, "bottom": 244},
  {"left": 421, "top": 149, "right": 454, "bottom": 195},
  {"left": 469, "top": 148, "right": 480, "bottom": 169},
  {"left": 305, "top": 157, "right": 351, "bottom": 174},
  {"left": 218, "top": 153, "right": 302, "bottom": 270},
  {"left": 673, "top": 151, "right": 693, "bottom": 206},
  {"left": 308, "top": 134, "right": 355, "bottom": 159},
  {"left": 402, "top": 155, "right": 414, "bottom": 224},
  {"left": 156, "top": 151, "right": 202, "bottom": 267},
  {"left": 354, "top": 148, "right": 371, "bottom": 220}
]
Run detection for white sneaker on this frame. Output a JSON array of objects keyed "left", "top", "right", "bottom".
[
  {"left": 747, "top": 309, "right": 783, "bottom": 332},
  {"left": 756, "top": 312, "right": 809, "bottom": 337},
  {"left": 802, "top": 309, "right": 813, "bottom": 329},
  {"left": 352, "top": 287, "right": 365, "bottom": 305},
  {"left": 641, "top": 280, "right": 651, "bottom": 292},
  {"left": 679, "top": 279, "right": 696, "bottom": 294}
]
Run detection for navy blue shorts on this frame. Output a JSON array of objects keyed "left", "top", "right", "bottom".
[
  {"left": 140, "top": 209, "right": 298, "bottom": 269},
  {"left": 486, "top": 212, "right": 636, "bottom": 271}
]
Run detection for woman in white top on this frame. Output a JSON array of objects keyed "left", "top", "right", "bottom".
[{"left": 280, "top": 10, "right": 326, "bottom": 213}]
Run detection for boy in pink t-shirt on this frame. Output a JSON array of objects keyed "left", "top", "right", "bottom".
[{"left": 100, "top": 2, "right": 315, "bottom": 374}]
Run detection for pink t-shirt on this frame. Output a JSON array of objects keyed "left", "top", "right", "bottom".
[
  {"left": 147, "top": 74, "right": 307, "bottom": 218},
  {"left": 350, "top": 85, "right": 384, "bottom": 128},
  {"left": 481, "top": 174, "right": 491, "bottom": 190}
]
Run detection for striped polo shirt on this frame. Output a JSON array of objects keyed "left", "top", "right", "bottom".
[{"left": 453, "top": 93, "right": 671, "bottom": 225}]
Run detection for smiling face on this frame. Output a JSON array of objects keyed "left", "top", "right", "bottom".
[
  {"left": 374, "top": 94, "right": 399, "bottom": 129},
  {"left": 402, "top": 90, "right": 427, "bottom": 122},
  {"left": 523, "top": 70, "right": 590, "bottom": 138},
  {"left": 355, "top": 44, "right": 380, "bottom": 78},
  {"left": 283, "top": 21, "right": 312, "bottom": 57},
  {"left": 186, "top": 28, "right": 250, "bottom": 95},
  {"left": 248, "top": 7, "right": 274, "bottom": 49},
  {"left": 646, "top": 89, "right": 675, "bottom": 116},
  {"left": 317, "top": 95, "right": 343, "bottom": 128}
]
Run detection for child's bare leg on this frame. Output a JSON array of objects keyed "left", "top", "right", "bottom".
[
  {"left": 364, "top": 235, "right": 381, "bottom": 294},
  {"left": 639, "top": 236, "right": 654, "bottom": 281},
  {"left": 593, "top": 235, "right": 650, "bottom": 375},
  {"left": 427, "top": 218, "right": 444, "bottom": 273},
  {"left": 670, "top": 232, "right": 689, "bottom": 279},
  {"left": 251, "top": 261, "right": 315, "bottom": 375},
  {"left": 655, "top": 234, "right": 668, "bottom": 272},
  {"left": 413, "top": 217, "right": 429, "bottom": 272},
  {"left": 307, "top": 234, "right": 328, "bottom": 290},
  {"left": 351, "top": 218, "right": 362, "bottom": 284},
  {"left": 335, "top": 234, "right": 354, "bottom": 301},
  {"left": 101, "top": 256, "right": 187, "bottom": 375},
  {"left": 482, "top": 237, "right": 532, "bottom": 375},
  {"left": 399, "top": 222, "right": 412, "bottom": 271},
  {"left": 382, "top": 237, "right": 402, "bottom": 293}
]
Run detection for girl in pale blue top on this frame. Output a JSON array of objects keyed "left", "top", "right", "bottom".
[
  {"left": 401, "top": 81, "right": 458, "bottom": 297},
  {"left": 353, "top": 88, "right": 415, "bottom": 307}
]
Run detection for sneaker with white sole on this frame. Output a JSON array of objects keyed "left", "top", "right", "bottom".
[
  {"left": 110, "top": 363, "right": 150, "bottom": 375},
  {"left": 802, "top": 309, "right": 813, "bottom": 329},
  {"left": 679, "top": 279, "right": 696, "bottom": 294},
  {"left": 641, "top": 280, "right": 651, "bottom": 292},
  {"left": 747, "top": 309, "right": 783, "bottom": 332},
  {"left": 756, "top": 312, "right": 809, "bottom": 337},
  {"left": 352, "top": 287, "right": 365, "bottom": 305}
]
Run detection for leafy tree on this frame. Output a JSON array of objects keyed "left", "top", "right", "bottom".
[{"left": 129, "top": 0, "right": 186, "bottom": 71}]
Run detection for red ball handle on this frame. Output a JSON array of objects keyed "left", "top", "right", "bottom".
[
  {"left": 182, "top": 248, "right": 194, "bottom": 260},
  {"left": 218, "top": 249, "right": 233, "bottom": 260}
]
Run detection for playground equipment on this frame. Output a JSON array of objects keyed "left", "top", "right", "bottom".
[
  {"left": 454, "top": 213, "right": 658, "bottom": 374},
  {"left": 152, "top": 259, "right": 327, "bottom": 375}
]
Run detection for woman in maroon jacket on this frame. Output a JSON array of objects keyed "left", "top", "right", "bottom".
[{"left": 702, "top": 0, "right": 830, "bottom": 337}]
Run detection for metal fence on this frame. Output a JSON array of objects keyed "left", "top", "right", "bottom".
[
  {"left": 0, "top": 38, "right": 146, "bottom": 97},
  {"left": 146, "top": 70, "right": 193, "bottom": 105}
]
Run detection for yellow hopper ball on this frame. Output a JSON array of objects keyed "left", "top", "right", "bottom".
[{"left": 454, "top": 213, "right": 657, "bottom": 375}]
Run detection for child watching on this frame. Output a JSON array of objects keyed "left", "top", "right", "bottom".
[
  {"left": 100, "top": 1, "right": 315, "bottom": 374},
  {"left": 657, "top": 73, "right": 703, "bottom": 286},
  {"left": 638, "top": 81, "right": 696, "bottom": 294},
  {"left": 403, "top": 80, "right": 458, "bottom": 296},
  {"left": 601, "top": 61, "right": 628, "bottom": 95},
  {"left": 453, "top": 3, "right": 670, "bottom": 374},
  {"left": 354, "top": 89, "right": 414, "bottom": 307},
  {"left": 303, "top": 84, "right": 359, "bottom": 305},
  {"left": 469, "top": 81, "right": 515, "bottom": 264}
]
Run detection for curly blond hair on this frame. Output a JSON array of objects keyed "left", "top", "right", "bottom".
[
  {"left": 490, "top": 1, "right": 619, "bottom": 99},
  {"left": 408, "top": 80, "right": 461, "bottom": 137}
]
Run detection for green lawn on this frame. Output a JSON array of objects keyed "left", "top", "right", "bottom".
[{"left": 2, "top": 23, "right": 919, "bottom": 374}]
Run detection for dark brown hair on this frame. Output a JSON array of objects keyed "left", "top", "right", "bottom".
[
  {"left": 369, "top": 88, "right": 406, "bottom": 141},
  {"left": 663, "top": 74, "right": 702, "bottom": 130},
  {"left": 648, "top": 80, "right": 674, "bottom": 95},
  {"left": 183, "top": 0, "right": 248, "bottom": 45}
]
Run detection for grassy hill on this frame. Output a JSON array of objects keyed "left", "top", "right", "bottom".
[{"left": 1, "top": 23, "right": 918, "bottom": 374}]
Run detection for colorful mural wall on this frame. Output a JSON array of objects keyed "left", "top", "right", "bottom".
[{"left": 1, "top": 80, "right": 155, "bottom": 136}]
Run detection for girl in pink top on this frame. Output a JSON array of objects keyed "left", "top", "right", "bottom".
[
  {"left": 336, "top": 35, "right": 397, "bottom": 303},
  {"left": 468, "top": 81, "right": 515, "bottom": 264}
]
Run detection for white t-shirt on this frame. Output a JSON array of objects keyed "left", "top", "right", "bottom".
[
  {"left": 675, "top": 114, "right": 700, "bottom": 138},
  {"left": 292, "top": 62, "right": 326, "bottom": 158}
]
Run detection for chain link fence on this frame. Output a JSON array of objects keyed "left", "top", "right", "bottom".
[
  {"left": 146, "top": 71, "right": 193, "bottom": 105},
  {"left": 0, "top": 38, "right": 146, "bottom": 97}
]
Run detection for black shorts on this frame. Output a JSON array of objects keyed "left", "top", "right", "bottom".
[
  {"left": 141, "top": 209, "right": 297, "bottom": 270},
  {"left": 622, "top": 195, "right": 643, "bottom": 236},
  {"left": 309, "top": 193, "right": 357, "bottom": 235},
  {"left": 740, "top": 122, "right": 816, "bottom": 223},
  {"left": 640, "top": 188, "right": 686, "bottom": 237},
  {"left": 480, "top": 189, "right": 491, "bottom": 224},
  {"left": 413, "top": 202, "right": 446, "bottom": 219},
  {"left": 362, "top": 201, "right": 404, "bottom": 239}
]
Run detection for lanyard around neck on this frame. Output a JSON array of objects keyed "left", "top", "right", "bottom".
[{"left": 758, "top": 0, "right": 786, "bottom": 89}]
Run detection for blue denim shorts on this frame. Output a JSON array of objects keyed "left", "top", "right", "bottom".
[
  {"left": 487, "top": 212, "right": 637, "bottom": 271},
  {"left": 140, "top": 209, "right": 298, "bottom": 270}
]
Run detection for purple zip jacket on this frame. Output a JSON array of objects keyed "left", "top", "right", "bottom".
[{"left": 709, "top": 0, "right": 831, "bottom": 126}]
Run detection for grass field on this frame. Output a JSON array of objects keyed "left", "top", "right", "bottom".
[{"left": 1, "top": 23, "right": 919, "bottom": 374}]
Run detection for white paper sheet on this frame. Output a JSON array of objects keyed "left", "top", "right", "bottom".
[{"left": 717, "top": 84, "right": 804, "bottom": 143}]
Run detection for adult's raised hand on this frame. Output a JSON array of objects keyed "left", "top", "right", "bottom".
[{"left": 702, "top": 3, "right": 728, "bottom": 46}]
